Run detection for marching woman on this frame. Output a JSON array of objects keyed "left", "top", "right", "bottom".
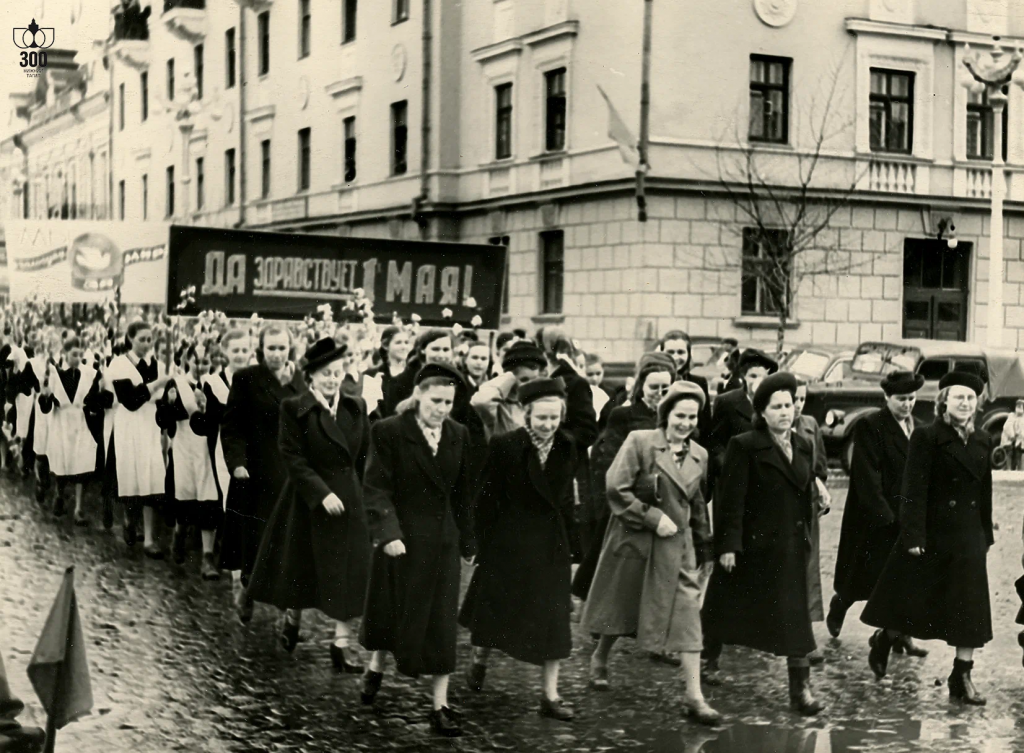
[
  {"left": 36, "top": 337, "right": 103, "bottom": 525},
  {"left": 583, "top": 382, "right": 719, "bottom": 725},
  {"left": 157, "top": 348, "right": 222, "bottom": 580},
  {"left": 106, "top": 321, "right": 172, "bottom": 557},
  {"left": 221, "top": 324, "right": 306, "bottom": 623},
  {"left": 459, "top": 378, "right": 579, "bottom": 721},
  {"left": 247, "top": 338, "right": 371, "bottom": 671},
  {"left": 360, "top": 363, "right": 476, "bottom": 738},
  {"left": 861, "top": 371, "right": 994, "bottom": 705},
  {"left": 702, "top": 372, "right": 823, "bottom": 716}
]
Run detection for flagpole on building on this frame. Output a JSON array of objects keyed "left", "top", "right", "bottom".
[{"left": 636, "top": 0, "right": 653, "bottom": 222}]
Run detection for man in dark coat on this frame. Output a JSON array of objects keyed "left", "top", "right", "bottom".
[{"left": 828, "top": 371, "right": 928, "bottom": 660}]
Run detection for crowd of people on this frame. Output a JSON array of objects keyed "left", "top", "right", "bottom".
[{"left": 0, "top": 307, "right": 1018, "bottom": 737}]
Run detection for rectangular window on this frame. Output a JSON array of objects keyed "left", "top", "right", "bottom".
[
  {"left": 141, "top": 71, "right": 148, "bottom": 121},
  {"left": 869, "top": 69, "right": 913, "bottom": 154},
  {"left": 540, "top": 231, "right": 564, "bottom": 314},
  {"left": 343, "top": 0, "right": 357, "bottom": 43},
  {"left": 490, "top": 235, "right": 511, "bottom": 314},
  {"left": 258, "top": 11, "right": 270, "bottom": 75},
  {"left": 142, "top": 174, "right": 148, "bottom": 220},
  {"left": 194, "top": 43, "right": 204, "bottom": 99},
  {"left": 545, "top": 68, "right": 567, "bottom": 152},
  {"left": 299, "top": 0, "right": 311, "bottom": 58},
  {"left": 167, "top": 58, "right": 175, "bottom": 102},
  {"left": 741, "top": 227, "right": 791, "bottom": 315},
  {"left": 495, "top": 83, "right": 513, "bottom": 160},
  {"left": 118, "top": 83, "right": 125, "bottom": 131},
  {"left": 166, "top": 165, "right": 175, "bottom": 217},
  {"left": 225, "top": 28, "right": 236, "bottom": 89},
  {"left": 118, "top": 179, "right": 125, "bottom": 220},
  {"left": 225, "top": 148, "right": 236, "bottom": 205},
  {"left": 394, "top": 0, "right": 409, "bottom": 23},
  {"left": 344, "top": 116, "right": 357, "bottom": 182},
  {"left": 196, "top": 157, "right": 205, "bottom": 210},
  {"left": 392, "top": 101, "right": 408, "bottom": 175},
  {"left": 748, "top": 55, "right": 790, "bottom": 144},
  {"left": 298, "top": 127, "right": 312, "bottom": 190},
  {"left": 261, "top": 139, "right": 271, "bottom": 198},
  {"left": 967, "top": 88, "right": 1008, "bottom": 161}
]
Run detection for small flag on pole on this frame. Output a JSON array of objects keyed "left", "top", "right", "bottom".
[
  {"left": 27, "top": 566, "right": 93, "bottom": 753},
  {"left": 597, "top": 85, "right": 641, "bottom": 170}
]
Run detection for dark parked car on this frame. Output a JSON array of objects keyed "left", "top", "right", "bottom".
[
  {"left": 780, "top": 344, "right": 855, "bottom": 385},
  {"left": 802, "top": 339, "right": 1024, "bottom": 472}
]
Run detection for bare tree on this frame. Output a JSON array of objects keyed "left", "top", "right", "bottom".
[{"left": 711, "top": 56, "right": 876, "bottom": 357}]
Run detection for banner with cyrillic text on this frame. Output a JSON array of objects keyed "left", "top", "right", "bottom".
[{"left": 166, "top": 225, "right": 507, "bottom": 327}]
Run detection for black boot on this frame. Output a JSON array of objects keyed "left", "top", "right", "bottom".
[
  {"left": 826, "top": 594, "right": 848, "bottom": 638},
  {"left": 892, "top": 634, "right": 928, "bottom": 657},
  {"left": 868, "top": 629, "right": 893, "bottom": 679},
  {"left": 948, "top": 658, "right": 986, "bottom": 705},
  {"left": 466, "top": 662, "right": 487, "bottom": 692},
  {"left": 787, "top": 665, "right": 823, "bottom": 716},
  {"left": 361, "top": 670, "right": 383, "bottom": 705}
]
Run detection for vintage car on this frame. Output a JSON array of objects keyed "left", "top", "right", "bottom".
[
  {"left": 802, "top": 339, "right": 1024, "bottom": 472},
  {"left": 780, "top": 344, "right": 855, "bottom": 385}
]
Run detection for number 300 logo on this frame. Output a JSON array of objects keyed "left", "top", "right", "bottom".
[{"left": 20, "top": 51, "right": 47, "bottom": 67}]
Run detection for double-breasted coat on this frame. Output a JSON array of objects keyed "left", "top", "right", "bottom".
[
  {"left": 793, "top": 414, "right": 828, "bottom": 622},
  {"left": 219, "top": 362, "right": 306, "bottom": 577},
  {"left": 360, "top": 411, "right": 476, "bottom": 677},
  {"left": 583, "top": 430, "right": 714, "bottom": 655},
  {"left": 459, "top": 428, "right": 579, "bottom": 665},
  {"left": 248, "top": 391, "right": 372, "bottom": 621},
  {"left": 861, "top": 421, "right": 994, "bottom": 648},
  {"left": 703, "top": 429, "right": 817, "bottom": 657},
  {"left": 833, "top": 408, "right": 911, "bottom": 602}
]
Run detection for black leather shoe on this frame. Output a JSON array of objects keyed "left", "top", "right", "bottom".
[
  {"left": 868, "top": 629, "right": 893, "bottom": 680},
  {"left": 539, "top": 696, "right": 574, "bottom": 721},
  {"left": 361, "top": 670, "right": 383, "bottom": 705},
  {"left": 948, "top": 658, "right": 986, "bottom": 705},
  {"left": 892, "top": 634, "right": 928, "bottom": 657},
  {"left": 466, "top": 662, "right": 487, "bottom": 692},
  {"left": 684, "top": 697, "right": 723, "bottom": 726},
  {"left": 826, "top": 594, "right": 847, "bottom": 639},
  {"left": 330, "top": 644, "right": 364, "bottom": 673},
  {"left": 280, "top": 620, "right": 300, "bottom": 653},
  {"left": 429, "top": 706, "right": 463, "bottom": 737}
]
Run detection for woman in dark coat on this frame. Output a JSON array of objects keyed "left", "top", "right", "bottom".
[
  {"left": 247, "top": 338, "right": 371, "bottom": 672},
  {"left": 702, "top": 372, "right": 823, "bottom": 716},
  {"left": 583, "top": 382, "right": 719, "bottom": 725},
  {"left": 220, "top": 324, "right": 306, "bottom": 623},
  {"left": 459, "top": 378, "right": 579, "bottom": 722},
  {"left": 359, "top": 363, "right": 476, "bottom": 738},
  {"left": 861, "top": 371, "right": 993, "bottom": 705}
]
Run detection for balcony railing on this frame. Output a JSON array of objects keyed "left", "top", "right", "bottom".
[
  {"left": 868, "top": 159, "right": 917, "bottom": 194},
  {"left": 164, "top": 0, "right": 205, "bottom": 12}
]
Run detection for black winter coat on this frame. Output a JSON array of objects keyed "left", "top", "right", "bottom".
[
  {"left": 248, "top": 391, "right": 372, "bottom": 621},
  {"left": 833, "top": 409, "right": 911, "bottom": 602},
  {"left": 459, "top": 429, "right": 579, "bottom": 665},
  {"left": 861, "top": 421, "right": 994, "bottom": 648},
  {"left": 706, "top": 388, "right": 754, "bottom": 495},
  {"left": 703, "top": 428, "right": 816, "bottom": 657}
]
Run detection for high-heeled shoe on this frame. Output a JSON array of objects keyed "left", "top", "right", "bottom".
[
  {"left": 361, "top": 670, "right": 383, "bottom": 705},
  {"left": 588, "top": 657, "right": 609, "bottom": 691},
  {"left": 280, "top": 620, "right": 300, "bottom": 653},
  {"left": 683, "top": 697, "right": 723, "bottom": 726},
  {"left": 330, "top": 644, "right": 364, "bottom": 673}
]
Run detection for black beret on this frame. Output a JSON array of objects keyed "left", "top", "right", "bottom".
[
  {"left": 880, "top": 370, "right": 924, "bottom": 396},
  {"left": 415, "top": 362, "right": 466, "bottom": 387},
  {"left": 737, "top": 348, "right": 779, "bottom": 376},
  {"left": 752, "top": 371, "right": 798, "bottom": 414},
  {"left": 502, "top": 341, "right": 547, "bottom": 371},
  {"left": 938, "top": 370, "right": 984, "bottom": 396},
  {"left": 518, "top": 377, "right": 566, "bottom": 406}
]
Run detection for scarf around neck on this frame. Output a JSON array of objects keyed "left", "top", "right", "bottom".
[{"left": 526, "top": 426, "right": 556, "bottom": 467}]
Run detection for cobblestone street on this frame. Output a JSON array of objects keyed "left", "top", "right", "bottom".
[{"left": 4, "top": 475, "right": 1024, "bottom": 752}]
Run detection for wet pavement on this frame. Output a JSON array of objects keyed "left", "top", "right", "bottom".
[{"left": 3, "top": 472, "right": 1024, "bottom": 753}]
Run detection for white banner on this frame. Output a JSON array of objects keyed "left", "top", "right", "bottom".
[{"left": 5, "top": 220, "right": 170, "bottom": 303}]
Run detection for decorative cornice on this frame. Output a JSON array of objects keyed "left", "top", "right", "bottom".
[
  {"left": 325, "top": 77, "right": 363, "bottom": 98},
  {"left": 246, "top": 104, "right": 275, "bottom": 123},
  {"left": 844, "top": 18, "right": 948, "bottom": 41},
  {"left": 523, "top": 20, "right": 579, "bottom": 47},
  {"left": 471, "top": 38, "right": 523, "bottom": 64},
  {"left": 949, "top": 30, "right": 1024, "bottom": 47}
]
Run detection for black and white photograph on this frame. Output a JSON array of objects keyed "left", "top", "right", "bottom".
[{"left": 4, "top": 1, "right": 1024, "bottom": 752}]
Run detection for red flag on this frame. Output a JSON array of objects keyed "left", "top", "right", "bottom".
[{"left": 26, "top": 566, "right": 93, "bottom": 739}]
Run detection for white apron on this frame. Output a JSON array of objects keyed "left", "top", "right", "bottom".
[
  {"left": 200, "top": 372, "right": 232, "bottom": 508},
  {"left": 28, "top": 358, "right": 50, "bottom": 457},
  {"left": 169, "top": 373, "right": 219, "bottom": 503},
  {"left": 108, "top": 354, "right": 165, "bottom": 498},
  {"left": 45, "top": 365, "right": 98, "bottom": 478}
]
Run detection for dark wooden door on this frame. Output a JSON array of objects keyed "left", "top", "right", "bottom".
[{"left": 902, "top": 238, "right": 970, "bottom": 341}]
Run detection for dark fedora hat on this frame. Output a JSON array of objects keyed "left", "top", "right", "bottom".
[
  {"left": 518, "top": 377, "right": 566, "bottom": 406},
  {"left": 502, "top": 341, "right": 547, "bottom": 371},
  {"left": 415, "top": 361, "right": 466, "bottom": 388},
  {"left": 938, "top": 370, "right": 985, "bottom": 396},
  {"left": 302, "top": 337, "right": 348, "bottom": 374},
  {"left": 737, "top": 348, "right": 779, "bottom": 376},
  {"left": 752, "top": 371, "right": 798, "bottom": 414},
  {"left": 880, "top": 370, "right": 925, "bottom": 396}
]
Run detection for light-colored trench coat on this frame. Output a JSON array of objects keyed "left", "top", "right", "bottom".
[{"left": 582, "top": 428, "right": 713, "bottom": 654}]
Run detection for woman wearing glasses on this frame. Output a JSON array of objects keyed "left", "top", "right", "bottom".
[{"left": 861, "top": 371, "right": 994, "bottom": 705}]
